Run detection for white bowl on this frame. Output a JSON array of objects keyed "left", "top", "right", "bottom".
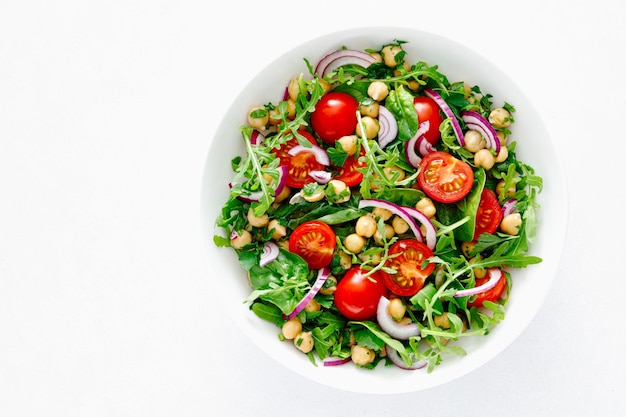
[{"left": 200, "top": 26, "right": 568, "bottom": 393}]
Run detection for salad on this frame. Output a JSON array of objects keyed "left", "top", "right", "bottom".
[{"left": 214, "top": 40, "right": 543, "bottom": 372}]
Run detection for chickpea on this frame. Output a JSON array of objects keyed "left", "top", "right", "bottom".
[
  {"left": 372, "top": 207, "right": 393, "bottom": 221},
  {"left": 319, "top": 275, "right": 338, "bottom": 295},
  {"left": 247, "top": 207, "right": 269, "bottom": 228},
  {"left": 294, "top": 331, "right": 314, "bottom": 353},
  {"left": 415, "top": 197, "right": 436, "bottom": 218},
  {"left": 344, "top": 233, "right": 366, "bottom": 253},
  {"left": 281, "top": 317, "right": 302, "bottom": 340},
  {"left": 287, "top": 77, "right": 300, "bottom": 101},
  {"left": 355, "top": 215, "right": 377, "bottom": 238},
  {"left": 474, "top": 148, "right": 495, "bottom": 170},
  {"left": 496, "top": 180, "right": 516, "bottom": 198},
  {"left": 392, "top": 215, "right": 409, "bottom": 235},
  {"left": 374, "top": 223, "right": 395, "bottom": 245},
  {"left": 338, "top": 251, "right": 352, "bottom": 270},
  {"left": 494, "top": 145, "right": 509, "bottom": 163},
  {"left": 327, "top": 179, "right": 351, "bottom": 203},
  {"left": 461, "top": 241, "right": 476, "bottom": 258},
  {"left": 351, "top": 345, "right": 375, "bottom": 366},
  {"left": 433, "top": 312, "right": 451, "bottom": 329},
  {"left": 489, "top": 107, "right": 512, "bottom": 128},
  {"left": 230, "top": 229, "right": 252, "bottom": 249},
  {"left": 277, "top": 240, "right": 289, "bottom": 251},
  {"left": 463, "top": 130, "right": 486, "bottom": 153},
  {"left": 318, "top": 78, "right": 332, "bottom": 94},
  {"left": 388, "top": 298, "right": 406, "bottom": 320},
  {"left": 359, "top": 102, "right": 379, "bottom": 118},
  {"left": 497, "top": 130, "right": 507, "bottom": 146},
  {"left": 302, "top": 187, "right": 325, "bottom": 203},
  {"left": 337, "top": 135, "right": 358, "bottom": 156},
  {"left": 356, "top": 116, "right": 379, "bottom": 139},
  {"left": 304, "top": 299, "right": 321, "bottom": 313},
  {"left": 267, "top": 219, "right": 287, "bottom": 240},
  {"left": 358, "top": 251, "right": 382, "bottom": 264},
  {"left": 367, "top": 81, "right": 389, "bottom": 101},
  {"left": 469, "top": 257, "right": 486, "bottom": 278},
  {"left": 381, "top": 44, "right": 404, "bottom": 67},
  {"left": 369, "top": 51, "right": 383, "bottom": 63},
  {"left": 500, "top": 212, "right": 522, "bottom": 235},
  {"left": 247, "top": 105, "right": 269, "bottom": 130},
  {"left": 268, "top": 107, "right": 281, "bottom": 126},
  {"left": 286, "top": 98, "right": 297, "bottom": 119},
  {"left": 383, "top": 166, "right": 405, "bottom": 182},
  {"left": 274, "top": 185, "right": 291, "bottom": 204}
]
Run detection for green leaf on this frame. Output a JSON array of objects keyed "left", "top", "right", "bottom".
[{"left": 385, "top": 85, "right": 418, "bottom": 141}]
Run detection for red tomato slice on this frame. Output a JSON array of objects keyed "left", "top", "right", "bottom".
[
  {"left": 414, "top": 96, "right": 444, "bottom": 145},
  {"left": 288, "top": 220, "right": 336, "bottom": 269},
  {"left": 417, "top": 151, "right": 474, "bottom": 203},
  {"left": 380, "top": 239, "right": 435, "bottom": 296},
  {"left": 310, "top": 91, "right": 358, "bottom": 144},
  {"left": 473, "top": 188, "right": 503, "bottom": 240},
  {"left": 334, "top": 148, "right": 366, "bottom": 187},
  {"left": 272, "top": 131, "right": 323, "bottom": 188},
  {"left": 333, "top": 266, "right": 388, "bottom": 320},
  {"left": 467, "top": 270, "right": 507, "bottom": 307}
]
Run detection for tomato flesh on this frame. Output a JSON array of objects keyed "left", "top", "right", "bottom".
[
  {"left": 380, "top": 239, "right": 435, "bottom": 296},
  {"left": 310, "top": 91, "right": 358, "bottom": 144},
  {"left": 467, "top": 270, "right": 507, "bottom": 307},
  {"left": 334, "top": 148, "right": 366, "bottom": 187},
  {"left": 414, "top": 96, "right": 444, "bottom": 145},
  {"left": 272, "top": 131, "right": 323, "bottom": 188},
  {"left": 473, "top": 188, "right": 503, "bottom": 240},
  {"left": 334, "top": 267, "right": 388, "bottom": 320},
  {"left": 417, "top": 151, "right": 474, "bottom": 203},
  {"left": 288, "top": 220, "right": 336, "bottom": 269}
]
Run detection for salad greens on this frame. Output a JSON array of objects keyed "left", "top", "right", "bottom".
[{"left": 214, "top": 39, "right": 542, "bottom": 372}]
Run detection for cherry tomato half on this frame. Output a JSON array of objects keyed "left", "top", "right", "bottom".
[
  {"left": 467, "top": 269, "right": 507, "bottom": 308},
  {"left": 288, "top": 220, "right": 336, "bottom": 269},
  {"left": 417, "top": 151, "right": 474, "bottom": 203},
  {"left": 414, "top": 96, "right": 444, "bottom": 145},
  {"left": 334, "top": 266, "right": 388, "bottom": 320},
  {"left": 380, "top": 239, "right": 435, "bottom": 296},
  {"left": 473, "top": 188, "right": 503, "bottom": 240},
  {"left": 272, "top": 130, "right": 323, "bottom": 189},
  {"left": 310, "top": 91, "right": 358, "bottom": 144},
  {"left": 334, "top": 148, "right": 366, "bottom": 187}
]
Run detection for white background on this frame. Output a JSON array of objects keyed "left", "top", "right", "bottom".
[{"left": 1, "top": 1, "right": 624, "bottom": 416}]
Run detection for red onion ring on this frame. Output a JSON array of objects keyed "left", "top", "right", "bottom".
[
  {"left": 377, "top": 105, "right": 398, "bottom": 149},
  {"left": 250, "top": 129, "right": 265, "bottom": 146},
  {"left": 405, "top": 134, "right": 422, "bottom": 169},
  {"left": 417, "top": 135, "right": 436, "bottom": 156},
  {"left": 315, "top": 49, "right": 377, "bottom": 78},
  {"left": 385, "top": 344, "right": 428, "bottom": 370},
  {"left": 288, "top": 144, "right": 330, "bottom": 166},
  {"left": 402, "top": 206, "right": 437, "bottom": 250},
  {"left": 259, "top": 241, "right": 280, "bottom": 267},
  {"left": 424, "top": 88, "right": 465, "bottom": 146},
  {"left": 358, "top": 199, "right": 423, "bottom": 242},
  {"left": 309, "top": 170, "right": 332, "bottom": 184},
  {"left": 235, "top": 165, "right": 288, "bottom": 203},
  {"left": 501, "top": 199, "right": 518, "bottom": 217},
  {"left": 286, "top": 267, "right": 331, "bottom": 320},
  {"left": 323, "top": 357, "right": 351, "bottom": 367},
  {"left": 455, "top": 268, "right": 503, "bottom": 298},
  {"left": 461, "top": 111, "right": 501, "bottom": 153},
  {"left": 376, "top": 296, "right": 420, "bottom": 340}
]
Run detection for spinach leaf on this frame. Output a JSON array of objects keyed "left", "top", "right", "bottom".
[{"left": 385, "top": 85, "right": 418, "bottom": 141}]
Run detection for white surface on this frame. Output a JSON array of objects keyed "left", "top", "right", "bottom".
[{"left": 1, "top": 0, "right": 624, "bottom": 415}]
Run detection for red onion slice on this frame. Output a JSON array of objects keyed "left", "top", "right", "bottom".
[
  {"left": 358, "top": 199, "right": 423, "bottom": 242},
  {"left": 288, "top": 144, "right": 330, "bottom": 166},
  {"left": 461, "top": 111, "right": 501, "bottom": 153},
  {"left": 405, "top": 134, "right": 422, "bottom": 169},
  {"left": 377, "top": 105, "right": 398, "bottom": 149},
  {"left": 376, "top": 296, "right": 420, "bottom": 340},
  {"left": 250, "top": 129, "right": 265, "bottom": 146},
  {"left": 309, "top": 170, "right": 332, "bottom": 184},
  {"left": 259, "top": 241, "right": 280, "bottom": 267},
  {"left": 286, "top": 267, "right": 331, "bottom": 320},
  {"left": 501, "top": 199, "right": 518, "bottom": 217},
  {"left": 455, "top": 268, "right": 503, "bottom": 298},
  {"left": 424, "top": 88, "right": 465, "bottom": 146},
  {"left": 323, "top": 357, "right": 351, "bottom": 367},
  {"left": 315, "top": 49, "right": 377, "bottom": 78},
  {"left": 402, "top": 206, "right": 437, "bottom": 250},
  {"left": 385, "top": 344, "right": 428, "bottom": 370},
  {"left": 417, "top": 135, "right": 436, "bottom": 156}
]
